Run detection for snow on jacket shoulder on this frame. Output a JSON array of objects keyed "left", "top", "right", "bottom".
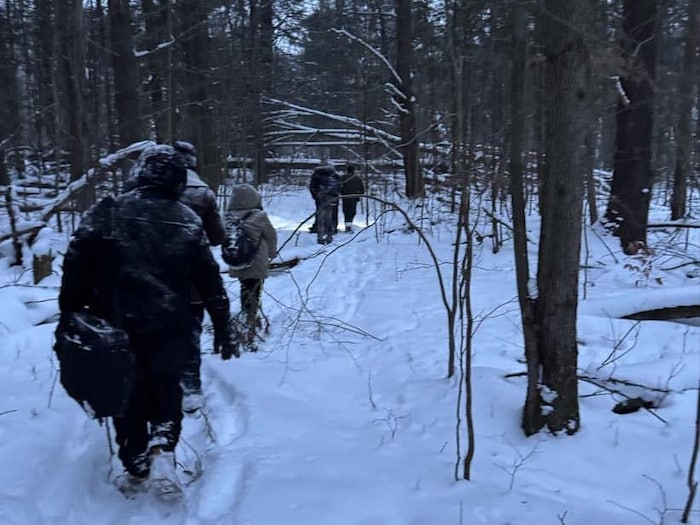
[{"left": 225, "top": 184, "right": 277, "bottom": 280}]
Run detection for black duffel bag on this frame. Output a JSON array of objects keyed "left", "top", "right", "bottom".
[{"left": 54, "top": 312, "right": 134, "bottom": 419}]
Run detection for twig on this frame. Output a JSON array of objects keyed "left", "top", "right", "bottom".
[
  {"left": 578, "top": 375, "right": 668, "bottom": 424},
  {"left": 480, "top": 207, "right": 535, "bottom": 244},
  {"left": 597, "top": 321, "right": 641, "bottom": 370},
  {"left": 681, "top": 378, "right": 700, "bottom": 523}
]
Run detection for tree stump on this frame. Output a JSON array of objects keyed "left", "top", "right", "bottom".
[{"left": 33, "top": 252, "right": 53, "bottom": 284}]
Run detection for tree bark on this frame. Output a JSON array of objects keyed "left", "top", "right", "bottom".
[
  {"left": 604, "top": 0, "right": 657, "bottom": 254},
  {"left": 508, "top": 0, "right": 544, "bottom": 436},
  {"left": 396, "top": 0, "right": 422, "bottom": 198},
  {"left": 142, "top": 0, "right": 170, "bottom": 142},
  {"left": 523, "top": 0, "right": 589, "bottom": 436},
  {"left": 671, "top": 0, "right": 699, "bottom": 221},
  {"left": 0, "top": 3, "right": 20, "bottom": 144},
  {"left": 109, "top": 0, "right": 143, "bottom": 146},
  {"left": 56, "top": 0, "right": 89, "bottom": 183},
  {"left": 178, "top": 0, "right": 222, "bottom": 191}
]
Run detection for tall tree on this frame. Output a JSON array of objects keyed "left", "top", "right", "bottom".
[
  {"left": 178, "top": 0, "right": 221, "bottom": 190},
  {"left": 34, "top": 0, "right": 56, "bottom": 150},
  {"left": 141, "top": 0, "right": 171, "bottom": 142},
  {"left": 109, "top": 0, "right": 142, "bottom": 146},
  {"left": 671, "top": 0, "right": 699, "bottom": 221},
  {"left": 396, "top": 0, "right": 422, "bottom": 198},
  {"left": 247, "top": 0, "right": 274, "bottom": 185},
  {"left": 0, "top": 3, "right": 20, "bottom": 144},
  {"left": 55, "top": 0, "right": 89, "bottom": 182},
  {"left": 520, "top": 0, "right": 589, "bottom": 436},
  {"left": 604, "top": 0, "right": 658, "bottom": 253}
]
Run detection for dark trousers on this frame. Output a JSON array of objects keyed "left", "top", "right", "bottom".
[
  {"left": 331, "top": 203, "right": 339, "bottom": 232},
  {"left": 315, "top": 199, "right": 337, "bottom": 242},
  {"left": 181, "top": 303, "right": 204, "bottom": 394},
  {"left": 240, "top": 278, "right": 262, "bottom": 332},
  {"left": 342, "top": 197, "right": 359, "bottom": 224},
  {"left": 112, "top": 333, "right": 185, "bottom": 477}
]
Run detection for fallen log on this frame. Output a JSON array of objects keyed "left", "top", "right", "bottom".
[{"left": 622, "top": 305, "right": 700, "bottom": 322}]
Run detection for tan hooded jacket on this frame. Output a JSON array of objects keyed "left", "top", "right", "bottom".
[{"left": 225, "top": 184, "right": 277, "bottom": 280}]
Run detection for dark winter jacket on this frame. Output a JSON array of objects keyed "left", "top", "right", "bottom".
[
  {"left": 225, "top": 184, "right": 277, "bottom": 280},
  {"left": 180, "top": 170, "right": 225, "bottom": 246},
  {"left": 309, "top": 166, "right": 340, "bottom": 205},
  {"left": 125, "top": 169, "right": 224, "bottom": 246},
  {"left": 340, "top": 172, "right": 365, "bottom": 200},
  {"left": 58, "top": 176, "right": 231, "bottom": 359}
]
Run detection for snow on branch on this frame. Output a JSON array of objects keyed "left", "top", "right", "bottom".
[
  {"left": 384, "top": 82, "right": 406, "bottom": 102},
  {"left": 612, "top": 76, "right": 631, "bottom": 106},
  {"left": 329, "top": 28, "right": 403, "bottom": 87},
  {"left": 134, "top": 38, "right": 176, "bottom": 58},
  {"left": 263, "top": 97, "right": 401, "bottom": 143},
  {"left": 98, "top": 140, "right": 155, "bottom": 166}
]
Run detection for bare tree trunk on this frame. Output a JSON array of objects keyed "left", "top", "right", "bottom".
[
  {"left": 56, "top": 0, "right": 89, "bottom": 184},
  {"left": 248, "top": 0, "right": 273, "bottom": 185},
  {"left": 396, "top": 0, "right": 422, "bottom": 198},
  {"left": 523, "top": 0, "right": 588, "bottom": 436},
  {"left": 671, "top": 0, "right": 699, "bottom": 221},
  {"left": 178, "top": 0, "right": 222, "bottom": 191},
  {"left": 109, "top": 0, "right": 142, "bottom": 146},
  {"left": 142, "top": 0, "right": 170, "bottom": 142},
  {"left": 605, "top": 0, "right": 657, "bottom": 253},
  {"left": 0, "top": 3, "right": 20, "bottom": 144},
  {"left": 508, "top": 0, "right": 543, "bottom": 436}
]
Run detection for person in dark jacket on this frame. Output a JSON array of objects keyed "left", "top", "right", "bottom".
[
  {"left": 58, "top": 145, "right": 239, "bottom": 495},
  {"left": 339, "top": 164, "right": 365, "bottom": 233},
  {"left": 225, "top": 183, "right": 277, "bottom": 351},
  {"left": 172, "top": 141, "right": 226, "bottom": 412},
  {"left": 309, "top": 165, "right": 339, "bottom": 244}
]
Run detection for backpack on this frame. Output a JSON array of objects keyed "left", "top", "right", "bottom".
[
  {"left": 54, "top": 312, "right": 134, "bottom": 419},
  {"left": 222, "top": 211, "right": 260, "bottom": 270}
]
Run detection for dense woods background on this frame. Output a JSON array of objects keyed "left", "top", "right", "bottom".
[
  {"left": 0, "top": 0, "right": 697, "bottom": 439},
  {"left": 0, "top": 0, "right": 695, "bottom": 209}
]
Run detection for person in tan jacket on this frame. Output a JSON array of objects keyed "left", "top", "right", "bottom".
[{"left": 225, "top": 183, "right": 277, "bottom": 351}]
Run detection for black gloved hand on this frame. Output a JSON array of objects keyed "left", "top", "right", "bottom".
[{"left": 214, "top": 320, "right": 241, "bottom": 360}]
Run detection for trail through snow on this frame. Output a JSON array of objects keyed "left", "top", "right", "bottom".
[{"left": 0, "top": 187, "right": 698, "bottom": 524}]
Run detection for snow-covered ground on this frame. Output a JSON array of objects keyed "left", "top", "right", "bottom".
[{"left": 0, "top": 185, "right": 698, "bottom": 524}]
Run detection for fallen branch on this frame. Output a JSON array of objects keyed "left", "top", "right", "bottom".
[
  {"left": 504, "top": 370, "right": 672, "bottom": 424},
  {"left": 622, "top": 305, "right": 700, "bottom": 322},
  {"left": 579, "top": 376, "right": 667, "bottom": 424},
  {"left": 0, "top": 223, "right": 43, "bottom": 245},
  {"left": 648, "top": 222, "right": 700, "bottom": 229}
]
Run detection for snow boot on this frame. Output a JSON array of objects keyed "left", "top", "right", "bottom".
[
  {"left": 148, "top": 447, "right": 182, "bottom": 500},
  {"left": 114, "top": 472, "right": 148, "bottom": 498},
  {"left": 182, "top": 391, "right": 204, "bottom": 414},
  {"left": 345, "top": 222, "right": 353, "bottom": 233}
]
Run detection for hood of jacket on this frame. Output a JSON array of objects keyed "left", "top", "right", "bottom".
[
  {"left": 135, "top": 145, "right": 187, "bottom": 197},
  {"left": 227, "top": 183, "right": 262, "bottom": 211}
]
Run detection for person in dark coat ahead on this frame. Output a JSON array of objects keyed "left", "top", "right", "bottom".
[
  {"left": 339, "top": 164, "right": 365, "bottom": 232},
  {"left": 309, "top": 164, "right": 339, "bottom": 244},
  {"left": 58, "top": 144, "right": 239, "bottom": 495},
  {"left": 172, "top": 140, "right": 226, "bottom": 413}
]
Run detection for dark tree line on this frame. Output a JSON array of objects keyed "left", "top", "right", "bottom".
[{"left": 0, "top": 1, "right": 695, "bottom": 217}]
